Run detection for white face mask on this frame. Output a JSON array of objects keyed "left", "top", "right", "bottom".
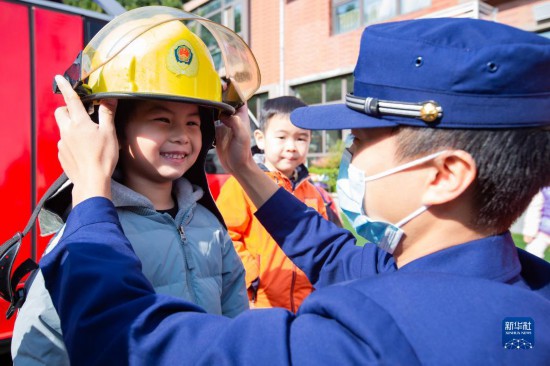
[{"left": 336, "top": 135, "right": 447, "bottom": 254}]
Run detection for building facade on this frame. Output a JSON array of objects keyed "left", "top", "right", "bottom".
[{"left": 184, "top": 0, "right": 550, "bottom": 163}]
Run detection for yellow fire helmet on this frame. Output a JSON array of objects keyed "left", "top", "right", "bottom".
[{"left": 55, "top": 6, "right": 261, "bottom": 115}]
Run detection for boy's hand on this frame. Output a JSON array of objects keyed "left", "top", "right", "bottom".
[{"left": 54, "top": 75, "right": 118, "bottom": 205}]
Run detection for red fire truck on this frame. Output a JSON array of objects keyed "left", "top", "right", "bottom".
[{"left": 0, "top": 0, "right": 112, "bottom": 355}]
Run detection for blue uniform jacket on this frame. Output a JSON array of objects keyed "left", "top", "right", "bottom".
[{"left": 40, "top": 189, "right": 550, "bottom": 365}]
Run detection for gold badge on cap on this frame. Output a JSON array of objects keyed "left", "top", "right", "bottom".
[{"left": 419, "top": 102, "right": 441, "bottom": 123}]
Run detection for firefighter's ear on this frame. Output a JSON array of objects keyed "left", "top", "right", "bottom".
[{"left": 253, "top": 129, "right": 265, "bottom": 150}]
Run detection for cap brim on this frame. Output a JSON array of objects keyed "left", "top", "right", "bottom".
[{"left": 290, "top": 104, "right": 399, "bottom": 130}]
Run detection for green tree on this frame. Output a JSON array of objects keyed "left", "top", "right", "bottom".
[
  {"left": 63, "top": 0, "right": 102, "bottom": 12},
  {"left": 309, "top": 139, "right": 345, "bottom": 193},
  {"left": 62, "top": 0, "right": 191, "bottom": 13}
]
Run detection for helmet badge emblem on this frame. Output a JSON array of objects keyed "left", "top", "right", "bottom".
[
  {"left": 175, "top": 44, "right": 193, "bottom": 65},
  {"left": 167, "top": 40, "right": 198, "bottom": 77}
]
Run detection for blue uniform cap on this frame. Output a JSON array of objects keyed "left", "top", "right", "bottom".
[{"left": 290, "top": 18, "right": 550, "bottom": 130}]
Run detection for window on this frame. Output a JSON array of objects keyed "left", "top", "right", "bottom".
[
  {"left": 293, "top": 81, "right": 323, "bottom": 105},
  {"left": 332, "top": 0, "right": 431, "bottom": 34},
  {"left": 192, "top": 0, "right": 247, "bottom": 40},
  {"left": 326, "top": 77, "right": 344, "bottom": 102},
  {"left": 248, "top": 92, "right": 268, "bottom": 127},
  {"left": 364, "top": 0, "right": 395, "bottom": 23},
  {"left": 292, "top": 75, "right": 353, "bottom": 164},
  {"left": 293, "top": 75, "right": 351, "bottom": 106},
  {"left": 186, "top": 0, "right": 249, "bottom": 69},
  {"left": 334, "top": 0, "right": 360, "bottom": 34},
  {"left": 400, "top": 0, "right": 430, "bottom": 14}
]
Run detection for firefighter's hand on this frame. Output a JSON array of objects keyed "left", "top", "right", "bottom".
[
  {"left": 54, "top": 75, "right": 118, "bottom": 206},
  {"left": 216, "top": 104, "right": 279, "bottom": 208},
  {"left": 216, "top": 103, "right": 255, "bottom": 175}
]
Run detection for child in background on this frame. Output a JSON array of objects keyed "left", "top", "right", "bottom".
[
  {"left": 522, "top": 186, "right": 550, "bottom": 259},
  {"left": 12, "top": 12, "right": 248, "bottom": 365},
  {"left": 216, "top": 96, "right": 328, "bottom": 312}
]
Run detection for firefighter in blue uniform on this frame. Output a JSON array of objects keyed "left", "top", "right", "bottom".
[{"left": 42, "top": 17, "right": 550, "bottom": 365}]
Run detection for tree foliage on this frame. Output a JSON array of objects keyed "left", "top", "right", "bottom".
[
  {"left": 309, "top": 139, "right": 345, "bottom": 193},
  {"left": 62, "top": 0, "right": 191, "bottom": 13}
]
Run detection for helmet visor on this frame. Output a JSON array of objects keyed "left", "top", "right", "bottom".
[{"left": 60, "top": 6, "right": 260, "bottom": 109}]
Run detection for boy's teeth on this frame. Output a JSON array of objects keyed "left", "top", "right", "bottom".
[{"left": 162, "top": 153, "right": 185, "bottom": 159}]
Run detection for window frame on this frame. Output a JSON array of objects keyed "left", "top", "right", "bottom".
[
  {"left": 189, "top": 0, "right": 250, "bottom": 43},
  {"left": 331, "top": 0, "right": 431, "bottom": 34},
  {"left": 291, "top": 74, "right": 353, "bottom": 163}
]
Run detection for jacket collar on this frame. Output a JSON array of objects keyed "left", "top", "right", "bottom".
[
  {"left": 399, "top": 232, "right": 522, "bottom": 283},
  {"left": 39, "top": 176, "right": 203, "bottom": 235},
  {"left": 253, "top": 153, "right": 310, "bottom": 189},
  {"left": 111, "top": 177, "right": 202, "bottom": 214}
]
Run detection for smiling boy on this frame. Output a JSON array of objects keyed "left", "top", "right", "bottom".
[{"left": 11, "top": 14, "right": 248, "bottom": 365}]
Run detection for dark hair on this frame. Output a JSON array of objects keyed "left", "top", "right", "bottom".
[
  {"left": 394, "top": 127, "right": 550, "bottom": 233},
  {"left": 258, "top": 96, "right": 307, "bottom": 131},
  {"left": 87, "top": 99, "right": 134, "bottom": 139},
  {"left": 113, "top": 99, "right": 134, "bottom": 141}
]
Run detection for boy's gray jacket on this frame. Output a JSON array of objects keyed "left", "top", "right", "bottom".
[{"left": 11, "top": 177, "right": 248, "bottom": 365}]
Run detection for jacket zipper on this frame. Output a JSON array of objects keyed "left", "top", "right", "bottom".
[
  {"left": 178, "top": 224, "right": 197, "bottom": 304},
  {"left": 178, "top": 225, "right": 187, "bottom": 242},
  {"left": 290, "top": 265, "right": 297, "bottom": 312}
]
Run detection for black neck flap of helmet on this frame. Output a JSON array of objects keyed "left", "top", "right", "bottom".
[{"left": 0, "top": 173, "right": 69, "bottom": 319}]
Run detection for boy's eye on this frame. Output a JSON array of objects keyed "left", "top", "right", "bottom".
[
  {"left": 187, "top": 120, "right": 200, "bottom": 127},
  {"left": 154, "top": 117, "right": 170, "bottom": 124}
]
